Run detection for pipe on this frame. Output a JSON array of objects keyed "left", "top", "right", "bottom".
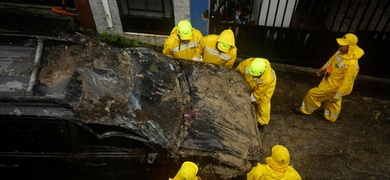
[
  {"left": 27, "top": 38, "right": 44, "bottom": 93},
  {"left": 102, "top": 0, "right": 113, "bottom": 28}
]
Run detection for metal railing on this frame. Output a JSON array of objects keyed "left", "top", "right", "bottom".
[{"left": 209, "top": 0, "right": 390, "bottom": 78}]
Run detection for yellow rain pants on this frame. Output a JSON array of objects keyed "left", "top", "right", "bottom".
[
  {"left": 300, "top": 46, "right": 364, "bottom": 122},
  {"left": 300, "top": 87, "right": 342, "bottom": 122},
  {"left": 237, "top": 58, "right": 277, "bottom": 125}
]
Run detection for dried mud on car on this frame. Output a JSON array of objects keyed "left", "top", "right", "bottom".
[{"left": 37, "top": 40, "right": 262, "bottom": 179}]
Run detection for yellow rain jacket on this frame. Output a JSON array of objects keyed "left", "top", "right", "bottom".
[
  {"left": 169, "top": 161, "right": 199, "bottom": 180},
  {"left": 247, "top": 163, "right": 302, "bottom": 180},
  {"left": 236, "top": 58, "right": 277, "bottom": 125},
  {"left": 163, "top": 26, "right": 203, "bottom": 60},
  {"left": 300, "top": 45, "right": 364, "bottom": 122},
  {"left": 193, "top": 29, "right": 237, "bottom": 69}
]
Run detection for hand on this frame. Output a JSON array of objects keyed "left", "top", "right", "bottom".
[
  {"left": 250, "top": 93, "right": 256, "bottom": 102},
  {"left": 192, "top": 56, "right": 203, "bottom": 62},
  {"left": 329, "top": 98, "right": 338, "bottom": 103},
  {"left": 316, "top": 69, "right": 325, "bottom": 77}
]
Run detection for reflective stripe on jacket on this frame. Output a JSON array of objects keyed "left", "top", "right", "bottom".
[
  {"left": 193, "top": 29, "right": 237, "bottom": 68},
  {"left": 236, "top": 58, "right": 276, "bottom": 103},
  {"left": 318, "top": 46, "right": 364, "bottom": 99},
  {"left": 163, "top": 26, "right": 203, "bottom": 60}
]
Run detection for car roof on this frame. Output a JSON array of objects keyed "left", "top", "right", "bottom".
[
  {"left": 0, "top": 36, "right": 75, "bottom": 117},
  {"left": 0, "top": 41, "right": 36, "bottom": 96}
]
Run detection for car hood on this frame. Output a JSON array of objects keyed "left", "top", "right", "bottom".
[{"left": 0, "top": 37, "right": 261, "bottom": 178}]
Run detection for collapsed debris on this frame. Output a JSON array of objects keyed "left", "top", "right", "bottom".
[{"left": 4, "top": 38, "right": 262, "bottom": 178}]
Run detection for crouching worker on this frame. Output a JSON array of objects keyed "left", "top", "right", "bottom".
[
  {"left": 163, "top": 20, "right": 203, "bottom": 60},
  {"left": 192, "top": 29, "right": 237, "bottom": 69},
  {"left": 236, "top": 58, "right": 276, "bottom": 126},
  {"left": 169, "top": 161, "right": 201, "bottom": 180},
  {"left": 247, "top": 145, "right": 302, "bottom": 180}
]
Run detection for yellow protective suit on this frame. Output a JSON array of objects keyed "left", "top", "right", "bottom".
[
  {"left": 246, "top": 163, "right": 302, "bottom": 180},
  {"left": 163, "top": 26, "right": 203, "bottom": 60},
  {"left": 236, "top": 58, "right": 277, "bottom": 125},
  {"left": 169, "top": 161, "right": 199, "bottom": 180},
  {"left": 248, "top": 145, "right": 301, "bottom": 180},
  {"left": 300, "top": 46, "right": 364, "bottom": 122},
  {"left": 193, "top": 29, "right": 237, "bottom": 69}
]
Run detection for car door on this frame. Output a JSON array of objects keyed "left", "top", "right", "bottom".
[
  {"left": 66, "top": 122, "right": 155, "bottom": 179},
  {"left": 0, "top": 115, "right": 74, "bottom": 179}
]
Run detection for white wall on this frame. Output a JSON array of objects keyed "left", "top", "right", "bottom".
[{"left": 89, "top": 0, "right": 123, "bottom": 34}]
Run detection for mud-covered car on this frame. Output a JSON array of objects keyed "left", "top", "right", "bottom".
[{"left": 0, "top": 35, "right": 261, "bottom": 179}]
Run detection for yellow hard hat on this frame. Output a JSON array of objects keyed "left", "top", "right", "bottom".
[
  {"left": 177, "top": 20, "right": 193, "bottom": 40},
  {"left": 266, "top": 145, "right": 290, "bottom": 172},
  {"left": 217, "top": 41, "right": 231, "bottom": 52},
  {"left": 173, "top": 161, "right": 198, "bottom": 180},
  {"left": 336, "top": 33, "right": 358, "bottom": 46},
  {"left": 249, "top": 58, "right": 267, "bottom": 76}
]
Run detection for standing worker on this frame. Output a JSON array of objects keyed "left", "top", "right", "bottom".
[
  {"left": 163, "top": 20, "right": 203, "bottom": 61},
  {"left": 236, "top": 58, "right": 277, "bottom": 126},
  {"left": 192, "top": 29, "right": 237, "bottom": 69},
  {"left": 169, "top": 161, "right": 201, "bottom": 180},
  {"left": 294, "top": 33, "right": 364, "bottom": 122},
  {"left": 247, "top": 145, "right": 302, "bottom": 180}
]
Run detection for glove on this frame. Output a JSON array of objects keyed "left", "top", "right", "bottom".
[
  {"left": 192, "top": 56, "right": 203, "bottom": 62},
  {"left": 250, "top": 93, "right": 256, "bottom": 102}
]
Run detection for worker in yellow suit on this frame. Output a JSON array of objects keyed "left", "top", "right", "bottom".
[
  {"left": 236, "top": 58, "right": 277, "bottom": 126},
  {"left": 295, "top": 33, "right": 364, "bottom": 122},
  {"left": 169, "top": 161, "right": 201, "bottom": 180},
  {"left": 192, "top": 29, "right": 237, "bottom": 69},
  {"left": 247, "top": 145, "right": 302, "bottom": 180},
  {"left": 163, "top": 20, "right": 203, "bottom": 60}
]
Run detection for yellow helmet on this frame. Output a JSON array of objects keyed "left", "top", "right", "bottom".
[
  {"left": 177, "top": 20, "right": 193, "bottom": 40},
  {"left": 217, "top": 41, "right": 231, "bottom": 52},
  {"left": 173, "top": 161, "right": 198, "bottom": 180},
  {"left": 249, "top": 58, "right": 267, "bottom": 76},
  {"left": 336, "top": 33, "right": 358, "bottom": 46}
]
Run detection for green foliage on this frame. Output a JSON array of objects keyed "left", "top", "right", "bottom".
[
  {"left": 98, "top": 31, "right": 131, "bottom": 47},
  {"left": 153, "top": 45, "right": 163, "bottom": 52},
  {"left": 97, "top": 31, "right": 162, "bottom": 51}
]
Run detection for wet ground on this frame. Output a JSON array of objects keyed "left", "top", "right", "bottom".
[{"left": 230, "top": 63, "right": 390, "bottom": 180}]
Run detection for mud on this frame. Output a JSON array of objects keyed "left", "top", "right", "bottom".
[{"left": 37, "top": 39, "right": 260, "bottom": 179}]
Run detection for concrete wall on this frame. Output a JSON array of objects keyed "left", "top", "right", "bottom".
[
  {"left": 173, "top": 0, "right": 191, "bottom": 24},
  {"left": 89, "top": 0, "right": 191, "bottom": 46},
  {"left": 89, "top": 0, "right": 123, "bottom": 34},
  {"left": 124, "top": 32, "right": 167, "bottom": 46}
]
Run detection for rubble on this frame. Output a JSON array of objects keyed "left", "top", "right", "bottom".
[{"left": 37, "top": 41, "right": 261, "bottom": 179}]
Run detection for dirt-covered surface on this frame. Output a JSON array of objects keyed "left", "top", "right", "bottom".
[
  {"left": 35, "top": 38, "right": 261, "bottom": 179},
  {"left": 36, "top": 37, "right": 390, "bottom": 179}
]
